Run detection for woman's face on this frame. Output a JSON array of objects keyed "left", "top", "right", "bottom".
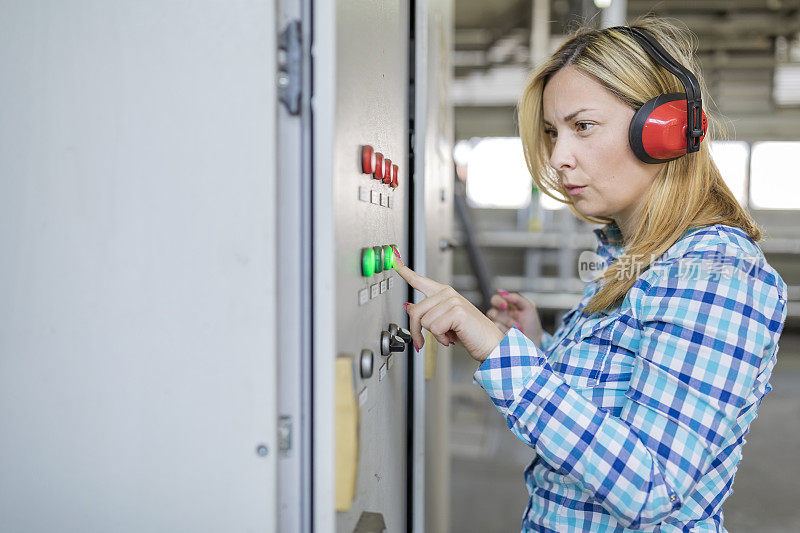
[{"left": 542, "top": 65, "right": 662, "bottom": 233}]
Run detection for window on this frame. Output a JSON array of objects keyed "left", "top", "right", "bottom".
[
  {"left": 459, "top": 137, "right": 763, "bottom": 211},
  {"left": 750, "top": 142, "right": 800, "bottom": 209},
  {"left": 774, "top": 64, "right": 800, "bottom": 106},
  {"left": 464, "top": 137, "right": 532, "bottom": 209},
  {"left": 709, "top": 141, "right": 748, "bottom": 207},
  {"left": 774, "top": 35, "right": 800, "bottom": 106}
]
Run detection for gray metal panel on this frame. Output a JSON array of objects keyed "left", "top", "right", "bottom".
[
  {"left": 0, "top": 2, "right": 278, "bottom": 532},
  {"left": 414, "top": 2, "right": 455, "bottom": 532},
  {"left": 332, "top": 1, "right": 410, "bottom": 530},
  {"left": 312, "top": 1, "right": 411, "bottom": 530}
]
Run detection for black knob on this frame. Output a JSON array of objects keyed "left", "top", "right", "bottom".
[
  {"left": 389, "top": 335, "right": 405, "bottom": 353},
  {"left": 388, "top": 323, "right": 411, "bottom": 344},
  {"left": 396, "top": 327, "right": 412, "bottom": 344},
  {"left": 381, "top": 330, "right": 407, "bottom": 356}
]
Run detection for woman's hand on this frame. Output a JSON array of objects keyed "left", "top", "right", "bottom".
[
  {"left": 391, "top": 248, "right": 505, "bottom": 363},
  {"left": 487, "top": 290, "right": 544, "bottom": 347}
]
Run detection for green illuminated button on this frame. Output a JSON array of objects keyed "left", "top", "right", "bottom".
[
  {"left": 361, "top": 248, "right": 375, "bottom": 277},
  {"left": 373, "top": 246, "right": 384, "bottom": 273},
  {"left": 384, "top": 245, "right": 395, "bottom": 269}
]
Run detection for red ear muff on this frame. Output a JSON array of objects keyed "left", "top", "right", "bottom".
[
  {"left": 629, "top": 93, "right": 708, "bottom": 164},
  {"left": 611, "top": 26, "right": 708, "bottom": 164}
]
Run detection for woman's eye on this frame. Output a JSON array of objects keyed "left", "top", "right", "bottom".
[{"left": 544, "top": 123, "right": 592, "bottom": 139}]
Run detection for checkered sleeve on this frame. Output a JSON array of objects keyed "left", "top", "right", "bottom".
[{"left": 473, "top": 246, "right": 787, "bottom": 528}]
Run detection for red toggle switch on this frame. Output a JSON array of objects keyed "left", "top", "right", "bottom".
[
  {"left": 391, "top": 164, "right": 399, "bottom": 188},
  {"left": 383, "top": 158, "right": 393, "bottom": 184},
  {"left": 361, "top": 145, "right": 374, "bottom": 174},
  {"left": 373, "top": 152, "right": 384, "bottom": 180}
]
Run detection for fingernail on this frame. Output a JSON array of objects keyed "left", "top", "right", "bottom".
[
  {"left": 403, "top": 302, "right": 411, "bottom": 310},
  {"left": 392, "top": 246, "right": 401, "bottom": 261},
  {"left": 413, "top": 342, "right": 420, "bottom": 352},
  {"left": 498, "top": 289, "right": 510, "bottom": 296},
  {"left": 499, "top": 302, "right": 507, "bottom": 310}
]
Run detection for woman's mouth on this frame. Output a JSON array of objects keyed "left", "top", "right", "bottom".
[{"left": 566, "top": 185, "right": 586, "bottom": 196}]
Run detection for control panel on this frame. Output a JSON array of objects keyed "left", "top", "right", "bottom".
[
  {"left": 328, "top": 4, "right": 412, "bottom": 530},
  {"left": 307, "top": 0, "right": 453, "bottom": 529}
]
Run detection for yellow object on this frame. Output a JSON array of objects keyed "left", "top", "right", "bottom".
[
  {"left": 335, "top": 356, "right": 358, "bottom": 511},
  {"left": 424, "top": 330, "right": 438, "bottom": 380}
]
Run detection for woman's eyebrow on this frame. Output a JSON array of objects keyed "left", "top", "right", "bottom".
[{"left": 543, "top": 108, "right": 597, "bottom": 126}]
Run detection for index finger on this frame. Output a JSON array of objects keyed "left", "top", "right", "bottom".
[{"left": 391, "top": 246, "right": 443, "bottom": 296}]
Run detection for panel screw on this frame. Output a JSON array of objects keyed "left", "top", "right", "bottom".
[{"left": 256, "top": 444, "right": 269, "bottom": 457}]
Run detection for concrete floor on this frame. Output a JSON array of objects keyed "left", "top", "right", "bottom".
[{"left": 450, "top": 331, "right": 800, "bottom": 532}]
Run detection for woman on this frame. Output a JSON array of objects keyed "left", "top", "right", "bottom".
[{"left": 392, "top": 17, "right": 788, "bottom": 532}]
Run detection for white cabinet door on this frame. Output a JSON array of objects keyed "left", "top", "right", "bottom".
[{"left": 0, "top": 2, "right": 278, "bottom": 532}]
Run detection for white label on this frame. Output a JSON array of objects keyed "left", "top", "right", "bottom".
[
  {"left": 388, "top": 276, "right": 394, "bottom": 289},
  {"left": 370, "top": 284, "right": 379, "bottom": 299},
  {"left": 358, "top": 186, "right": 370, "bottom": 202},
  {"left": 380, "top": 279, "right": 387, "bottom": 293},
  {"left": 358, "top": 288, "right": 369, "bottom": 305},
  {"left": 387, "top": 354, "right": 394, "bottom": 370},
  {"left": 358, "top": 388, "right": 368, "bottom": 406},
  {"left": 379, "top": 364, "right": 387, "bottom": 381},
  {"left": 370, "top": 190, "right": 379, "bottom": 204}
]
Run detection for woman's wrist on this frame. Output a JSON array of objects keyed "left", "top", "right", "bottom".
[{"left": 475, "top": 326, "right": 506, "bottom": 363}]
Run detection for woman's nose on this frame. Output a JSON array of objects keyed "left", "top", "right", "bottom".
[{"left": 549, "top": 136, "right": 577, "bottom": 171}]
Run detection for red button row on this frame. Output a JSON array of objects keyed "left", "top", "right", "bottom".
[{"left": 361, "top": 145, "right": 399, "bottom": 189}]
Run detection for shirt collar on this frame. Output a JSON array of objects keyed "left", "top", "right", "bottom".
[{"left": 592, "top": 220, "right": 625, "bottom": 264}]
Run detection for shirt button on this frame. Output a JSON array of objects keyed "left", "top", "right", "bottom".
[{"left": 669, "top": 494, "right": 677, "bottom": 502}]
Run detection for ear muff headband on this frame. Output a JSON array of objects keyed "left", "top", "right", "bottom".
[{"left": 609, "top": 26, "right": 707, "bottom": 163}]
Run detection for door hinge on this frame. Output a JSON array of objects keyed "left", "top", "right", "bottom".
[{"left": 278, "top": 20, "right": 302, "bottom": 116}]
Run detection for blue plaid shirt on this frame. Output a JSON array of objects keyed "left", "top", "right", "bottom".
[{"left": 474, "top": 221, "right": 788, "bottom": 532}]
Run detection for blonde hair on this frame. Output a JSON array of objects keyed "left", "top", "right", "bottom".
[{"left": 517, "top": 15, "right": 762, "bottom": 315}]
